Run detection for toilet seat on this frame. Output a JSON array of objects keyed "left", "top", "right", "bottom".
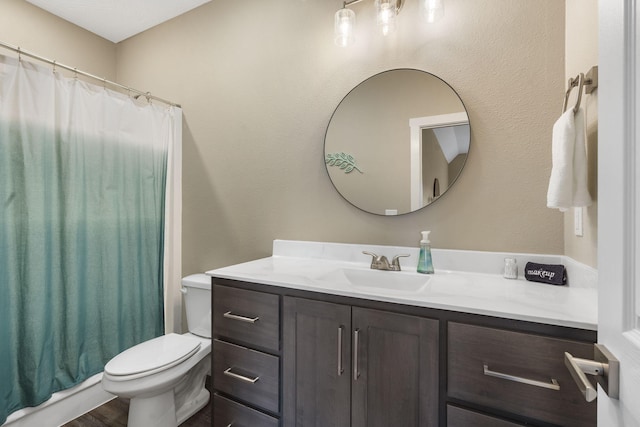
[{"left": 104, "top": 333, "right": 201, "bottom": 381}]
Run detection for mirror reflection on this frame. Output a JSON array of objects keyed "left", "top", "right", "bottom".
[{"left": 324, "top": 69, "right": 470, "bottom": 215}]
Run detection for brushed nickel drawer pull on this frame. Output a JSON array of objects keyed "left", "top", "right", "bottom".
[
  {"left": 337, "top": 326, "right": 344, "bottom": 376},
  {"left": 353, "top": 329, "right": 360, "bottom": 381},
  {"left": 223, "top": 311, "right": 260, "bottom": 323},
  {"left": 223, "top": 367, "right": 260, "bottom": 384},
  {"left": 483, "top": 364, "right": 560, "bottom": 390}
]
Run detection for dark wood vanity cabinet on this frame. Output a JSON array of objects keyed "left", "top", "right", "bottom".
[
  {"left": 214, "top": 394, "right": 279, "bottom": 427},
  {"left": 282, "top": 298, "right": 352, "bottom": 426},
  {"left": 282, "top": 297, "right": 439, "bottom": 427},
  {"left": 212, "top": 285, "right": 280, "bottom": 426},
  {"left": 210, "top": 278, "right": 597, "bottom": 427},
  {"left": 447, "top": 322, "right": 597, "bottom": 427},
  {"left": 446, "top": 405, "right": 526, "bottom": 427}
]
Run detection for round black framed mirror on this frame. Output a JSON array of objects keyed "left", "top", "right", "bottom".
[{"left": 324, "top": 69, "right": 470, "bottom": 216}]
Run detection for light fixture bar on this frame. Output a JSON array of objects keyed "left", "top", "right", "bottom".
[
  {"left": 343, "top": 0, "right": 403, "bottom": 12},
  {"left": 343, "top": 0, "right": 366, "bottom": 7}
]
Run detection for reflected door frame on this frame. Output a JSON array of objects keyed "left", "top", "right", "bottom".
[{"left": 409, "top": 112, "right": 469, "bottom": 211}]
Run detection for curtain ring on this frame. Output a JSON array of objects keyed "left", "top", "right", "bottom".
[
  {"left": 73, "top": 67, "right": 78, "bottom": 79},
  {"left": 17, "top": 46, "right": 21, "bottom": 62},
  {"left": 52, "top": 60, "right": 57, "bottom": 73}
]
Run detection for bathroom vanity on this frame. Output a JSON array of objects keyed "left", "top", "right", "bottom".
[{"left": 208, "top": 240, "right": 598, "bottom": 427}]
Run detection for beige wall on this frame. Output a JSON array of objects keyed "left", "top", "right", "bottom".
[
  {"left": 0, "top": 0, "right": 116, "bottom": 81},
  {"left": 3, "top": 0, "right": 569, "bottom": 276},
  {"left": 115, "top": 0, "right": 566, "bottom": 275},
  {"left": 564, "top": 0, "right": 598, "bottom": 267}
]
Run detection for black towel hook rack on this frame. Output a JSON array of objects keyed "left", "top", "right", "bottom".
[{"left": 562, "top": 65, "right": 598, "bottom": 114}]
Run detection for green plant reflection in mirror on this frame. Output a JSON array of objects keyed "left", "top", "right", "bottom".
[{"left": 324, "top": 69, "right": 470, "bottom": 216}]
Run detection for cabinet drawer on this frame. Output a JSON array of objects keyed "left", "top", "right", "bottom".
[
  {"left": 447, "top": 405, "right": 524, "bottom": 427},
  {"left": 448, "top": 322, "right": 596, "bottom": 427},
  {"left": 213, "top": 339, "right": 280, "bottom": 414},
  {"left": 213, "top": 393, "right": 279, "bottom": 427},
  {"left": 213, "top": 285, "right": 280, "bottom": 352}
]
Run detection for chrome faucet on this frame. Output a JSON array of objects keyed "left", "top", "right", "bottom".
[{"left": 363, "top": 251, "right": 410, "bottom": 271}]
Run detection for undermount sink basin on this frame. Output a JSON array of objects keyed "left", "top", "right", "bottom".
[{"left": 338, "top": 268, "right": 431, "bottom": 294}]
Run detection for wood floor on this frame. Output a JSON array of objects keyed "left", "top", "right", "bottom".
[{"left": 62, "top": 379, "right": 211, "bottom": 427}]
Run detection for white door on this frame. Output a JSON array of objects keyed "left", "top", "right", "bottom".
[{"left": 597, "top": 0, "right": 640, "bottom": 425}]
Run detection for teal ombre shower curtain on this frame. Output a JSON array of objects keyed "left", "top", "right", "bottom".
[{"left": 0, "top": 55, "right": 181, "bottom": 423}]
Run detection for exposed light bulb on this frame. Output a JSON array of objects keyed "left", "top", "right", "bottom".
[
  {"left": 421, "top": 0, "right": 444, "bottom": 23},
  {"left": 334, "top": 8, "right": 356, "bottom": 47},
  {"left": 375, "top": 0, "right": 397, "bottom": 36}
]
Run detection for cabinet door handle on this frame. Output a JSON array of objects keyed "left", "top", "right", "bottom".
[
  {"left": 564, "top": 344, "right": 620, "bottom": 402},
  {"left": 353, "top": 329, "right": 360, "bottom": 381},
  {"left": 223, "top": 311, "right": 260, "bottom": 323},
  {"left": 483, "top": 364, "right": 560, "bottom": 390},
  {"left": 337, "top": 326, "right": 344, "bottom": 376},
  {"left": 564, "top": 352, "right": 598, "bottom": 402},
  {"left": 223, "top": 367, "right": 260, "bottom": 384}
]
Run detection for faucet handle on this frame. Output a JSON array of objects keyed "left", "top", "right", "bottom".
[
  {"left": 363, "top": 251, "right": 379, "bottom": 260},
  {"left": 391, "top": 254, "right": 410, "bottom": 271},
  {"left": 363, "top": 251, "right": 390, "bottom": 270}
]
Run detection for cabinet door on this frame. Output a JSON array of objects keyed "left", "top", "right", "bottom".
[
  {"left": 283, "top": 297, "right": 352, "bottom": 427},
  {"left": 352, "top": 307, "right": 439, "bottom": 427}
]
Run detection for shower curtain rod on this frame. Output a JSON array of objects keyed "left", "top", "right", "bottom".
[{"left": 0, "top": 40, "right": 180, "bottom": 108}]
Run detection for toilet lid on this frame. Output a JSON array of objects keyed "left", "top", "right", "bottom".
[{"left": 104, "top": 333, "right": 201, "bottom": 377}]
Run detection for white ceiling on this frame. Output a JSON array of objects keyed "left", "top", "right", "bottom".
[{"left": 26, "top": 0, "right": 212, "bottom": 43}]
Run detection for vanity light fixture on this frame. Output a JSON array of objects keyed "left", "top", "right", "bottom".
[
  {"left": 334, "top": 7, "right": 356, "bottom": 47},
  {"left": 334, "top": 0, "right": 444, "bottom": 47},
  {"left": 420, "top": 0, "right": 444, "bottom": 23},
  {"left": 375, "top": 0, "right": 399, "bottom": 36}
]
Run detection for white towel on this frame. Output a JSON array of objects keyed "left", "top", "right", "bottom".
[
  {"left": 547, "top": 108, "right": 592, "bottom": 211},
  {"left": 572, "top": 108, "right": 592, "bottom": 207}
]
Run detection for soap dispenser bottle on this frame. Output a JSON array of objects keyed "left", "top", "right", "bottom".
[{"left": 417, "top": 231, "right": 434, "bottom": 274}]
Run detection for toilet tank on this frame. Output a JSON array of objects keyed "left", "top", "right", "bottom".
[{"left": 181, "top": 274, "right": 211, "bottom": 338}]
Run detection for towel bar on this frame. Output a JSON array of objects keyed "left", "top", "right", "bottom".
[{"left": 562, "top": 65, "right": 598, "bottom": 113}]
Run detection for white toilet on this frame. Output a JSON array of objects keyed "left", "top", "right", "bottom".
[{"left": 102, "top": 274, "right": 212, "bottom": 427}]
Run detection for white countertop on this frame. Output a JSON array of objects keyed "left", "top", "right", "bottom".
[{"left": 206, "top": 240, "right": 598, "bottom": 331}]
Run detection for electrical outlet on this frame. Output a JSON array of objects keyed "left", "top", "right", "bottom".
[{"left": 574, "top": 207, "right": 584, "bottom": 236}]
